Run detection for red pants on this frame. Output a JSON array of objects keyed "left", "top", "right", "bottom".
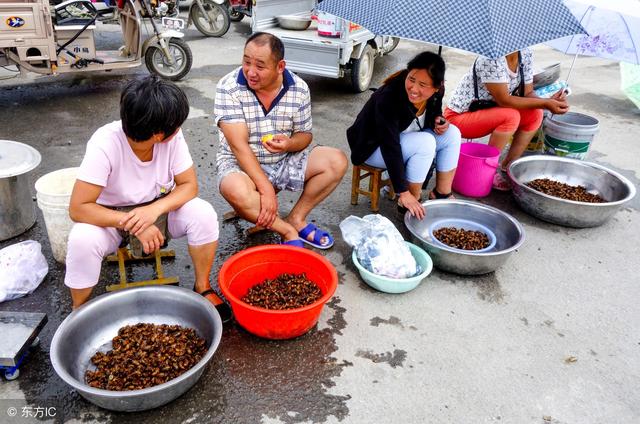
[{"left": 444, "top": 107, "right": 543, "bottom": 139}]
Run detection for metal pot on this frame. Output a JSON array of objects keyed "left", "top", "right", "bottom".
[{"left": 0, "top": 140, "right": 41, "bottom": 241}]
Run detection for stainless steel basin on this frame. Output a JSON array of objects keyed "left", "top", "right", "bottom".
[
  {"left": 404, "top": 200, "right": 525, "bottom": 275},
  {"left": 276, "top": 14, "right": 312, "bottom": 30},
  {"left": 50, "top": 286, "right": 222, "bottom": 412},
  {"left": 533, "top": 62, "right": 561, "bottom": 89},
  {"left": 508, "top": 155, "right": 636, "bottom": 228}
]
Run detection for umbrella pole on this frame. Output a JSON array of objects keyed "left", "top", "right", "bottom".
[
  {"left": 561, "top": 6, "right": 593, "bottom": 90},
  {"left": 438, "top": 45, "right": 442, "bottom": 56},
  {"left": 550, "top": 51, "right": 579, "bottom": 121},
  {"left": 564, "top": 51, "right": 580, "bottom": 86}
]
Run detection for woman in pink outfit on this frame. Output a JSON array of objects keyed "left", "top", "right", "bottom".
[{"left": 64, "top": 76, "right": 230, "bottom": 321}]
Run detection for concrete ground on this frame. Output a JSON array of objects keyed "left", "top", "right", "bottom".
[{"left": 0, "top": 18, "right": 639, "bottom": 424}]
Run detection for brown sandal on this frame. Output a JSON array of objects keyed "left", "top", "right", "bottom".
[
  {"left": 194, "top": 287, "right": 233, "bottom": 323},
  {"left": 428, "top": 189, "right": 455, "bottom": 200}
]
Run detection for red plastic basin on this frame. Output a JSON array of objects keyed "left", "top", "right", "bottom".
[{"left": 218, "top": 245, "right": 338, "bottom": 340}]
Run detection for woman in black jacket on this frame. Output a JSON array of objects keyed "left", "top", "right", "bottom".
[{"left": 347, "top": 51, "right": 461, "bottom": 219}]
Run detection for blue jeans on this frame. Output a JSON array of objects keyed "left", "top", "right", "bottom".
[{"left": 365, "top": 125, "right": 461, "bottom": 184}]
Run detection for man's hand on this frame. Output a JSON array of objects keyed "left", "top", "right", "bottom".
[
  {"left": 398, "top": 191, "right": 425, "bottom": 220},
  {"left": 256, "top": 184, "right": 278, "bottom": 228},
  {"left": 263, "top": 133, "right": 291, "bottom": 153},
  {"left": 119, "top": 204, "right": 161, "bottom": 236},
  {"left": 434, "top": 116, "right": 449, "bottom": 135},
  {"left": 136, "top": 224, "right": 165, "bottom": 255}
]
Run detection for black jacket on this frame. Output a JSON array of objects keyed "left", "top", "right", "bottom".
[{"left": 346, "top": 70, "right": 442, "bottom": 193}]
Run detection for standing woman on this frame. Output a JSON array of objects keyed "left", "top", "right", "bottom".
[
  {"left": 347, "top": 51, "right": 461, "bottom": 219},
  {"left": 444, "top": 48, "right": 569, "bottom": 190}
]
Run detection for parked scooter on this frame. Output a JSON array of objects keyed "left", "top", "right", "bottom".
[
  {"left": 179, "top": 0, "right": 230, "bottom": 37},
  {"left": 97, "top": 0, "right": 230, "bottom": 37},
  {"left": 227, "top": 0, "right": 251, "bottom": 22},
  {"left": 0, "top": 0, "right": 192, "bottom": 80}
]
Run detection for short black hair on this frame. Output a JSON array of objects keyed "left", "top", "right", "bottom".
[
  {"left": 245, "top": 32, "right": 285, "bottom": 63},
  {"left": 120, "top": 75, "right": 189, "bottom": 142}
]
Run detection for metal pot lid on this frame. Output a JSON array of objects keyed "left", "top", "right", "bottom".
[{"left": 0, "top": 140, "right": 42, "bottom": 178}]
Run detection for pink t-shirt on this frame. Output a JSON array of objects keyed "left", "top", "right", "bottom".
[{"left": 77, "top": 121, "right": 193, "bottom": 207}]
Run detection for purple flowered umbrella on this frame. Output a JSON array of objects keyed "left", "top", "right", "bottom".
[
  {"left": 546, "top": 0, "right": 640, "bottom": 83},
  {"left": 548, "top": 0, "right": 640, "bottom": 64}
]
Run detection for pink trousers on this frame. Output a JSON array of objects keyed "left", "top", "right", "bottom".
[
  {"left": 444, "top": 107, "right": 543, "bottom": 139},
  {"left": 64, "top": 197, "right": 218, "bottom": 289}
]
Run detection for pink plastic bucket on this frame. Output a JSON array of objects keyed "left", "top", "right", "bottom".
[{"left": 452, "top": 143, "right": 500, "bottom": 197}]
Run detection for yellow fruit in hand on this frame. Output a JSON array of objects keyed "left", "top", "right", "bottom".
[{"left": 261, "top": 134, "right": 273, "bottom": 145}]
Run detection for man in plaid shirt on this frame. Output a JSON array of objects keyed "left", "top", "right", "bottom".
[{"left": 214, "top": 32, "right": 347, "bottom": 249}]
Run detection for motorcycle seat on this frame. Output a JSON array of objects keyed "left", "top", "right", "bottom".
[{"left": 52, "top": 0, "right": 98, "bottom": 26}]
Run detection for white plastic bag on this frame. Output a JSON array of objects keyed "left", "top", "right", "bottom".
[
  {"left": 340, "top": 215, "right": 419, "bottom": 279},
  {"left": 0, "top": 241, "right": 49, "bottom": 303}
]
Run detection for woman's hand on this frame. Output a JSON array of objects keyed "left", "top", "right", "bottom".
[
  {"left": 434, "top": 116, "right": 449, "bottom": 135},
  {"left": 551, "top": 88, "right": 567, "bottom": 101},
  {"left": 398, "top": 191, "right": 425, "bottom": 220},
  {"left": 136, "top": 224, "right": 165, "bottom": 255},
  {"left": 545, "top": 88, "right": 569, "bottom": 114},
  {"left": 545, "top": 97, "right": 569, "bottom": 115},
  {"left": 119, "top": 204, "right": 161, "bottom": 236}
]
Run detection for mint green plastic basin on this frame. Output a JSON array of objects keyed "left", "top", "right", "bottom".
[{"left": 352, "top": 242, "right": 433, "bottom": 294}]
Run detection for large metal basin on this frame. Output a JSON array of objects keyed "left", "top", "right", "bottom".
[
  {"left": 50, "top": 286, "right": 222, "bottom": 412},
  {"left": 508, "top": 156, "right": 636, "bottom": 228},
  {"left": 404, "top": 200, "right": 525, "bottom": 275}
]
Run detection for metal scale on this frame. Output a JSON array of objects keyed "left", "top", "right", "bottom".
[{"left": 0, "top": 311, "right": 47, "bottom": 380}]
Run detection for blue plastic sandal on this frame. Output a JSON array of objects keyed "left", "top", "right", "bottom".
[{"left": 298, "top": 223, "right": 334, "bottom": 250}]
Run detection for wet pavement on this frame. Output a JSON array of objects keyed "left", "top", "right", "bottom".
[{"left": 1, "top": 19, "right": 639, "bottom": 424}]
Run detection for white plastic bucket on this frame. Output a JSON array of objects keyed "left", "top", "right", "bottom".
[
  {"left": 34, "top": 167, "right": 78, "bottom": 263},
  {"left": 542, "top": 112, "right": 599, "bottom": 160},
  {"left": 316, "top": 11, "right": 343, "bottom": 38}
]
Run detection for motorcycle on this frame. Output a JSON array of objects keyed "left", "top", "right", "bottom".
[
  {"left": 175, "top": 0, "right": 230, "bottom": 37},
  {"left": 97, "top": 0, "right": 229, "bottom": 37},
  {"left": 0, "top": 0, "right": 192, "bottom": 80},
  {"left": 227, "top": 0, "right": 251, "bottom": 22}
]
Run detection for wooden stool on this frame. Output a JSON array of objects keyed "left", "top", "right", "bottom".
[
  {"left": 105, "top": 247, "right": 179, "bottom": 292},
  {"left": 351, "top": 164, "right": 395, "bottom": 212}
]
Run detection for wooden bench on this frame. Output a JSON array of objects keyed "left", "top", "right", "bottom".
[{"left": 105, "top": 246, "right": 178, "bottom": 292}]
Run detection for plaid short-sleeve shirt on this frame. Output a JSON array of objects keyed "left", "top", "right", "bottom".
[{"left": 214, "top": 67, "right": 312, "bottom": 166}]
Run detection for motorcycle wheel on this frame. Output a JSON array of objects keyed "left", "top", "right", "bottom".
[
  {"left": 229, "top": 9, "right": 243, "bottom": 22},
  {"left": 190, "top": 0, "right": 231, "bottom": 37},
  {"left": 145, "top": 38, "right": 193, "bottom": 81}
]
